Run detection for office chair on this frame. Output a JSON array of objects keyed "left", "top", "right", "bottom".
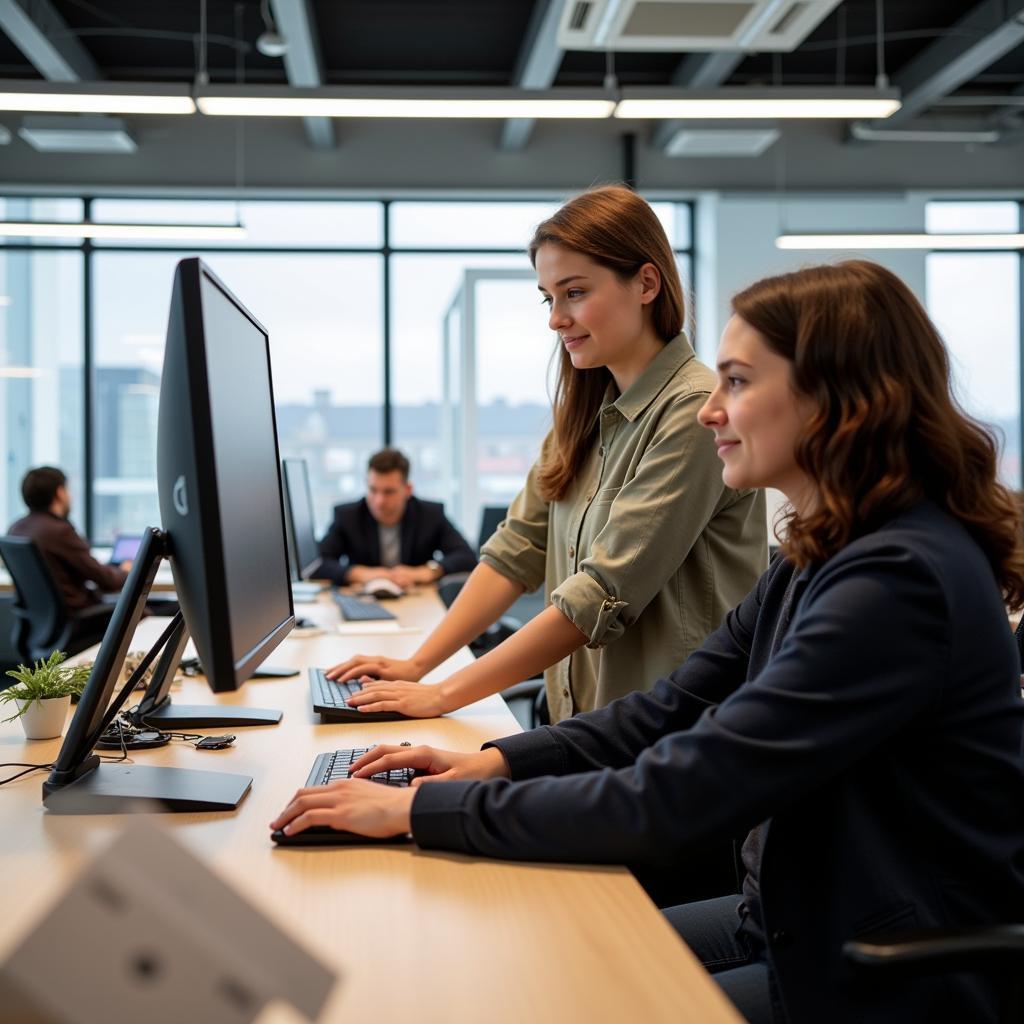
[
  {"left": 477, "top": 505, "right": 507, "bottom": 552},
  {"left": 434, "top": 505, "right": 548, "bottom": 727},
  {"left": 844, "top": 925, "right": 1024, "bottom": 1023},
  {"left": 0, "top": 536, "right": 116, "bottom": 666},
  {"left": 1014, "top": 616, "right": 1024, "bottom": 673}
]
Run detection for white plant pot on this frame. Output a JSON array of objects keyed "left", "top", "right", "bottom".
[{"left": 16, "top": 695, "right": 72, "bottom": 740}]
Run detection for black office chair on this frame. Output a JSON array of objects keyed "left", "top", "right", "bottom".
[
  {"left": 0, "top": 535, "right": 116, "bottom": 665},
  {"left": 435, "top": 505, "right": 549, "bottom": 728},
  {"left": 844, "top": 925, "right": 1024, "bottom": 1023},
  {"left": 1014, "top": 616, "right": 1024, "bottom": 673},
  {"left": 477, "top": 505, "right": 507, "bottom": 552}
]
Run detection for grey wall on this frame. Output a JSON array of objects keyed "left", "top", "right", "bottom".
[{"left": 0, "top": 117, "right": 1022, "bottom": 195}]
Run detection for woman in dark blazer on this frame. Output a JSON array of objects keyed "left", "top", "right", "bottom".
[{"left": 272, "top": 261, "right": 1024, "bottom": 1024}]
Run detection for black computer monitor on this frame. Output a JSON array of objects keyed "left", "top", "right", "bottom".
[
  {"left": 282, "top": 458, "right": 323, "bottom": 582},
  {"left": 43, "top": 258, "right": 295, "bottom": 813}
]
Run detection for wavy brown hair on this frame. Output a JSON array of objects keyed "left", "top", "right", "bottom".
[
  {"left": 732, "top": 260, "right": 1024, "bottom": 607},
  {"left": 529, "top": 185, "right": 685, "bottom": 501}
]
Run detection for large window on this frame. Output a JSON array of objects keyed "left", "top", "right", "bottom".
[
  {"left": 925, "top": 201, "right": 1022, "bottom": 486},
  {"left": 1, "top": 195, "right": 695, "bottom": 544},
  {"left": 0, "top": 248, "right": 85, "bottom": 533},
  {"left": 389, "top": 200, "right": 694, "bottom": 535}
]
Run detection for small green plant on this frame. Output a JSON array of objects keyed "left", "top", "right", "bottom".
[{"left": 0, "top": 651, "right": 91, "bottom": 723}]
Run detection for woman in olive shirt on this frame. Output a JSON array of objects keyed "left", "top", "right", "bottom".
[{"left": 330, "top": 186, "right": 766, "bottom": 722}]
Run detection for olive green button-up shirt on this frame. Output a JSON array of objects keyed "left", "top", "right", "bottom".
[{"left": 480, "top": 332, "right": 767, "bottom": 723}]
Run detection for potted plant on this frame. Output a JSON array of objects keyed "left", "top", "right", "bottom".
[{"left": 0, "top": 651, "right": 91, "bottom": 740}]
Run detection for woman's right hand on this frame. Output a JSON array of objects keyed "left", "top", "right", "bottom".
[
  {"left": 350, "top": 744, "right": 510, "bottom": 785},
  {"left": 325, "top": 654, "right": 426, "bottom": 684}
]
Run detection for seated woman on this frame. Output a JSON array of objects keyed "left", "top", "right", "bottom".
[{"left": 272, "top": 261, "right": 1024, "bottom": 1024}]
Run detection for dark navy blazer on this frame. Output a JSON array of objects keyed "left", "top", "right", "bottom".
[
  {"left": 411, "top": 500, "right": 1024, "bottom": 1023},
  {"left": 317, "top": 495, "right": 476, "bottom": 585}
]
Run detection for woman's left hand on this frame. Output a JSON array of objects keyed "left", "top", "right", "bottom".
[
  {"left": 270, "top": 778, "right": 416, "bottom": 838},
  {"left": 344, "top": 678, "right": 449, "bottom": 718}
]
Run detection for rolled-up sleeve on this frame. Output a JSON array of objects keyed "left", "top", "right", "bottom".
[
  {"left": 479, "top": 435, "right": 552, "bottom": 593},
  {"left": 550, "top": 393, "right": 725, "bottom": 649}
]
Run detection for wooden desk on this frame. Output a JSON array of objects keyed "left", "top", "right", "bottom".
[{"left": 0, "top": 588, "right": 740, "bottom": 1023}]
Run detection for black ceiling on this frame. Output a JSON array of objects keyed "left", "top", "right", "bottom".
[{"left": 0, "top": 0, "right": 1020, "bottom": 91}]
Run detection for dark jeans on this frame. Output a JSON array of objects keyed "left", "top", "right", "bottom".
[{"left": 663, "top": 895, "right": 785, "bottom": 1024}]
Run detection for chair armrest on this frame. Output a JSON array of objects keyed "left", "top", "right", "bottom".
[
  {"left": 500, "top": 678, "right": 544, "bottom": 703},
  {"left": 844, "top": 924, "right": 1024, "bottom": 972}
]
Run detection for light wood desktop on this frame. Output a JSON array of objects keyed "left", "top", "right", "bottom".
[{"left": 0, "top": 587, "right": 740, "bottom": 1023}]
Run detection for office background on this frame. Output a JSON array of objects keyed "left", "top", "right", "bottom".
[{"left": 1, "top": 0, "right": 1023, "bottom": 545}]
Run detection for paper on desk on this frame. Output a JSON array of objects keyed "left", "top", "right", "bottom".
[{"left": 336, "top": 622, "right": 422, "bottom": 636}]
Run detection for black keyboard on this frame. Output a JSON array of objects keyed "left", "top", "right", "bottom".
[
  {"left": 271, "top": 746, "right": 415, "bottom": 847},
  {"left": 308, "top": 667, "right": 412, "bottom": 722},
  {"left": 333, "top": 593, "right": 396, "bottom": 621}
]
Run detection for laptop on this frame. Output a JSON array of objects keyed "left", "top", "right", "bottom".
[{"left": 108, "top": 534, "right": 143, "bottom": 565}]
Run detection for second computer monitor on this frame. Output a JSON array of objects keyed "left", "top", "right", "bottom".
[{"left": 282, "top": 458, "right": 323, "bottom": 582}]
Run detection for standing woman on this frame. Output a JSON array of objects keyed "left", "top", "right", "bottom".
[
  {"left": 276, "top": 261, "right": 1024, "bottom": 1023},
  {"left": 331, "top": 186, "right": 767, "bottom": 722}
]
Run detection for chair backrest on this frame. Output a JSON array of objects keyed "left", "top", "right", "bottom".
[
  {"left": 0, "top": 535, "right": 68, "bottom": 661},
  {"left": 1015, "top": 617, "right": 1024, "bottom": 675},
  {"left": 477, "top": 505, "right": 508, "bottom": 553}
]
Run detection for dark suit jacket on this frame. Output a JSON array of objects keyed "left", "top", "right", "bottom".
[
  {"left": 7, "top": 510, "right": 128, "bottom": 610},
  {"left": 411, "top": 501, "right": 1024, "bottom": 1023},
  {"left": 317, "top": 495, "right": 476, "bottom": 585}
]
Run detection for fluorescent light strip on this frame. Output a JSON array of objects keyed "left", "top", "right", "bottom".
[
  {"left": 0, "top": 222, "right": 247, "bottom": 240},
  {"left": 0, "top": 91, "right": 193, "bottom": 116},
  {"left": 197, "top": 96, "right": 614, "bottom": 118},
  {"left": 776, "top": 233, "right": 1024, "bottom": 250},
  {"left": 616, "top": 98, "right": 901, "bottom": 119},
  {"left": 0, "top": 367, "right": 42, "bottom": 378}
]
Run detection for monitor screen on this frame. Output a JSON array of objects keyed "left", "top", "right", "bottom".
[
  {"left": 158, "top": 258, "right": 294, "bottom": 690},
  {"left": 282, "top": 459, "right": 322, "bottom": 581}
]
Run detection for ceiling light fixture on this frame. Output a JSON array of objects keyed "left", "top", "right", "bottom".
[
  {"left": 0, "top": 222, "right": 248, "bottom": 241},
  {"left": 196, "top": 86, "right": 615, "bottom": 119},
  {"left": 255, "top": 0, "right": 288, "bottom": 57},
  {"left": 0, "top": 81, "right": 196, "bottom": 115},
  {"left": 776, "top": 233, "right": 1024, "bottom": 250},
  {"left": 615, "top": 87, "right": 901, "bottom": 119}
]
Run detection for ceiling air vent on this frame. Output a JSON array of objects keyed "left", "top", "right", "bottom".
[
  {"left": 557, "top": 0, "right": 842, "bottom": 52},
  {"left": 569, "top": 1, "right": 594, "bottom": 31}
]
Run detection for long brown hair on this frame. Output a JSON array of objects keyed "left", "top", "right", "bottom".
[
  {"left": 732, "top": 260, "right": 1024, "bottom": 607},
  {"left": 529, "top": 185, "right": 685, "bottom": 502}
]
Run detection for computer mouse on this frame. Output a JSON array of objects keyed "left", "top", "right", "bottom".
[{"left": 361, "top": 577, "right": 405, "bottom": 600}]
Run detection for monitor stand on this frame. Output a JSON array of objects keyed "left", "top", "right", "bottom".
[
  {"left": 42, "top": 529, "right": 253, "bottom": 814},
  {"left": 44, "top": 755, "right": 252, "bottom": 813},
  {"left": 130, "top": 616, "right": 283, "bottom": 730}
]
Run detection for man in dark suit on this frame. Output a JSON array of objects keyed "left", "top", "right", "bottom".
[
  {"left": 7, "top": 466, "right": 130, "bottom": 610},
  {"left": 318, "top": 448, "right": 475, "bottom": 588}
]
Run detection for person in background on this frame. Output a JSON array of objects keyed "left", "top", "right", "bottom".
[
  {"left": 317, "top": 447, "right": 476, "bottom": 590},
  {"left": 328, "top": 185, "right": 767, "bottom": 723},
  {"left": 274, "top": 261, "right": 1024, "bottom": 1023},
  {"left": 7, "top": 466, "right": 130, "bottom": 610}
]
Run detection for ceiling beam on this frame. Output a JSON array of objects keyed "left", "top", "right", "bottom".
[
  {"left": 0, "top": 0, "right": 99, "bottom": 81},
  {"left": 866, "top": 0, "right": 1024, "bottom": 129},
  {"left": 500, "top": 0, "right": 566, "bottom": 152},
  {"left": 270, "top": 0, "right": 334, "bottom": 149}
]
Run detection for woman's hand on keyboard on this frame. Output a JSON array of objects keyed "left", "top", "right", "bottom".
[
  {"left": 350, "top": 744, "right": 510, "bottom": 785},
  {"left": 270, "top": 778, "right": 415, "bottom": 838},
  {"left": 325, "top": 654, "right": 425, "bottom": 684},
  {"left": 344, "top": 679, "right": 448, "bottom": 718}
]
